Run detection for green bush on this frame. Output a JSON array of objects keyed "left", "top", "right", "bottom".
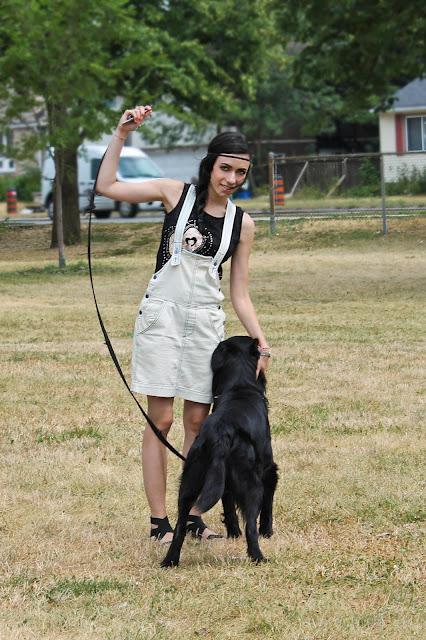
[
  {"left": 0, "top": 167, "right": 41, "bottom": 202},
  {"left": 386, "top": 165, "right": 426, "bottom": 196},
  {"left": 343, "top": 159, "right": 381, "bottom": 198}
]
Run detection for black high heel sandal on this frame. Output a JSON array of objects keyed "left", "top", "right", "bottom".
[
  {"left": 186, "top": 515, "right": 223, "bottom": 540},
  {"left": 150, "top": 516, "right": 174, "bottom": 543}
]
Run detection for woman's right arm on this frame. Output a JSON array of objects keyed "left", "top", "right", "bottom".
[{"left": 96, "top": 105, "right": 184, "bottom": 212}]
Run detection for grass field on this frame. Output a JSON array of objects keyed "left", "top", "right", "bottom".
[{"left": 0, "top": 217, "right": 425, "bottom": 639}]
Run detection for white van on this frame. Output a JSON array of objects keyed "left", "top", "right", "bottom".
[{"left": 41, "top": 144, "right": 164, "bottom": 219}]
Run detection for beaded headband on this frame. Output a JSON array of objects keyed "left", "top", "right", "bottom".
[{"left": 206, "top": 152, "right": 252, "bottom": 164}]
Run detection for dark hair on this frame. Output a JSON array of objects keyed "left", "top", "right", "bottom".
[{"left": 196, "top": 131, "right": 250, "bottom": 214}]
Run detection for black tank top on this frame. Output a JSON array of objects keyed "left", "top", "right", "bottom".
[{"left": 155, "top": 183, "right": 244, "bottom": 278}]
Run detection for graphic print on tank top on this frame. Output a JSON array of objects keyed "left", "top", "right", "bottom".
[
  {"left": 155, "top": 185, "right": 244, "bottom": 276},
  {"left": 158, "top": 217, "right": 216, "bottom": 270},
  {"left": 168, "top": 221, "right": 212, "bottom": 257}
]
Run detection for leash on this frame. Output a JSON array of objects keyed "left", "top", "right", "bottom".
[{"left": 86, "top": 150, "right": 186, "bottom": 462}]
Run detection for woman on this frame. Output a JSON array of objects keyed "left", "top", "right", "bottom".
[{"left": 97, "top": 105, "right": 271, "bottom": 544}]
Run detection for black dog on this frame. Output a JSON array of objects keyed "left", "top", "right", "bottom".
[{"left": 161, "top": 336, "right": 278, "bottom": 567}]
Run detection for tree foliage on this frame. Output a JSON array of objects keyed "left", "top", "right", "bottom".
[
  {"left": 276, "top": 0, "right": 426, "bottom": 114},
  {"left": 126, "top": 0, "right": 276, "bottom": 127}
]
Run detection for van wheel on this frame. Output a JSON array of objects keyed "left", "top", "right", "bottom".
[
  {"left": 94, "top": 211, "right": 111, "bottom": 219},
  {"left": 118, "top": 202, "right": 138, "bottom": 218},
  {"left": 47, "top": 197, "right": 54, "bottom": 220}
]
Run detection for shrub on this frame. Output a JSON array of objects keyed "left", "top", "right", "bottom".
[
  {"left": 386, "top": 165, "right": 426, "bottom": 196},
  {"left": 343, "top": 159, "right": 381, "bottom": 198},
  {"left": 0, "top": 167, "right": 41, "bottom": 202}
]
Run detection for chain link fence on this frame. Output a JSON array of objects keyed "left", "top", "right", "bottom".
[{"left": 264, "top": 151, "right": 426, "bottom": 234}]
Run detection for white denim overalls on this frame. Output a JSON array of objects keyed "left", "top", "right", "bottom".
[{"left": 131, "top": 185, "right": 236, "bottom": 404}]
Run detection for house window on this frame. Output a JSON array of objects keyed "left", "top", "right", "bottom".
[{"left": 406, "top": 116, "right": 426, "bottom": 151}]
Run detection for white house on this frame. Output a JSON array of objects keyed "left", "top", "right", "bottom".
[
  {"left": 379, "top": 77, "right": 426, "bottom": 181},
  {"left": 0, "top": 134, "right": 15, "bottom": 175}
]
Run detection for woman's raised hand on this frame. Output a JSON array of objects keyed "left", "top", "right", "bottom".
[{"left": 117, "top": 105, "right": 153, "bottom": 134}]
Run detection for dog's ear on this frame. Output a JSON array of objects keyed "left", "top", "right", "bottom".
[{"left": 211, "top": 341, "right": 226, "bottom": 373}]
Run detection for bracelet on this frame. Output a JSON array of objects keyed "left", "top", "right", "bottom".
[
  {"left": 113, "top": 132, "right": 127, "bottom": 141},
  {"left": 258, "top": 347, "right": 271, "bottom": 358}
]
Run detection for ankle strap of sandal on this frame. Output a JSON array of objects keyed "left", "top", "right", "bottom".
[{"left": 150, "top": 516, "right": 173, "bottom": 539}]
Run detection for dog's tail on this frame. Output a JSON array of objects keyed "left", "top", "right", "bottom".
[{"left": 195, "top": 438, "right": 230, "bottom": 513}]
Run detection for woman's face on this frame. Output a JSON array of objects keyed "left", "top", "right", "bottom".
[{"left": 209, "top": 154, "right": 251, "bottom": 199}]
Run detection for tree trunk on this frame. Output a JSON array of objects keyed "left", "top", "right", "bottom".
[
  {"left": 51, "top": 146, "right": 80, "bottom": 247},
  {"left": 53, "top": 150, "right": 66, "bottom": 268}
]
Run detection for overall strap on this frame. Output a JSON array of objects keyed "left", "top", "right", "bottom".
[
  {"left": 209, "top": 199, "right": 236, "bottom": 279},
  {"left": 171, "top": 184, "right": 196, "bottom": 266}
]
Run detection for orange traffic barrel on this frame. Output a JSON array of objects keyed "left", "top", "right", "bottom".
[
  {"left": 6, "top": 188, "right": 17, "bottom": 215},
  {"left": 274, "top": 175, "right": 285, "bottom": 206}
]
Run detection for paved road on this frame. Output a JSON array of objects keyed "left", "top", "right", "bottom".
[
  {"left": 3, "top": 208, "right": 423, "bottom": 227},
  {"left": 2, "top": 213, "right": 166, "bottom": 226}
]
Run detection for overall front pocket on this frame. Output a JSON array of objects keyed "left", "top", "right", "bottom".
[{"left": 135, "top": 298, "right": 166, "bottom": 335}]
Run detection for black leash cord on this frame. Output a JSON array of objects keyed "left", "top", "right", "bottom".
[{"left": 86, "top": 154, "right": 186, "bottom": 462}]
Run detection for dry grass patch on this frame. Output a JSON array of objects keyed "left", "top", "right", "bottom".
[{"left": 0, "top": 217, "right": 425, "bottom": 639}]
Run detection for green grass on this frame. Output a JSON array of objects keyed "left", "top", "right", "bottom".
[
  {"left": 36, "top": 426, "right": 103, "bottom": 444},
  {"left": 45, "top": 577, "right": 129, "bottom": 601},
  {"left": 0, "top": 259, "right": 123, "bottom": 281}
]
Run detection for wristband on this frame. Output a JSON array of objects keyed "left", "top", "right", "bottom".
[{"left": 258, "top": 347, "right": 271, "bottom": 358}]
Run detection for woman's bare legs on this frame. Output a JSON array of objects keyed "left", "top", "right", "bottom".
[
  {"left": 143, "top": 396, "right": 174, "bottom": 542},
  {"left": 183, "top": 399, "right": 221, "bottom": 539},
  {"left": 182, "top": 399, "right": 210, "bottom": 457}
]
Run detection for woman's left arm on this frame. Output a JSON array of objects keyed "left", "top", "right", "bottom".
[{"left": 230, "top": 213, "right": 271, "bottom": 373}]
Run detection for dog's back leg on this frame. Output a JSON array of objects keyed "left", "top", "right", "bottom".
[
  {"left": 233, "top": 463, "right": 265, "bottom": 563},
  {"left": 161, "top": 453, "right": 206, "bottom": 568},
  {"left": 160, "top": 496, "right": 193, "bottom": 568},
  {"left": 243, "top": 478, "right": 265, "bottom": 563},
  {"left": 259, "top": 461, "right": 279, "bottom": 538},
  {"left": 222, "top": 479, "right": 241, "bottom": 538}
]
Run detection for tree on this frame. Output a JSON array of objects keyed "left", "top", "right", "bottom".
[
  {"left": 275, "top": 0, "right": 426, "bottom": 116},
  {"left": 0, "top": 0, "right": 277, "bottom": 253},
  {"left": 0, "top": 0, "right": 144, "bottom": 253},
  {"left": 125, "top": 0, "right": 277, "bottom": 130}
]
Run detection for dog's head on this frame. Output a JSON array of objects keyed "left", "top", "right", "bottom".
[{"left": 211, "top": 336, "right": 266, "bottom": 395}]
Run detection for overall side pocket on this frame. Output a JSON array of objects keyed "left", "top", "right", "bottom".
[{"left": 207, "top": 306, "right": 226, "bottom": 340}]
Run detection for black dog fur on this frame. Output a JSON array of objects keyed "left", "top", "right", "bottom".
[{"left": 161, "top": 336, "right": 279, "bottom": 567}]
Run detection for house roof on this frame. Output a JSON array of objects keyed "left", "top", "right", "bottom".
[{"left": 390, "top": 77, "right": 426, "bottom": 112}]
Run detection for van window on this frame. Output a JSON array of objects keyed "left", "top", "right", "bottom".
[
  {"left": 119, "top": 157, "right": 162, "bottom": 178},
  {"left": 91, "top": 156, "right": 162, "bottom": 180},
  {"left": 91, "top": 158, "right": 102, "bottom": 180}
]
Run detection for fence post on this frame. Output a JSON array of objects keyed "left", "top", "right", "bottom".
[
  {"left": 379, "top": 153, "right": 388, "bottom": 235},
  {"left": 268, "top": 152, "right": 276, "bottom": 234}
]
